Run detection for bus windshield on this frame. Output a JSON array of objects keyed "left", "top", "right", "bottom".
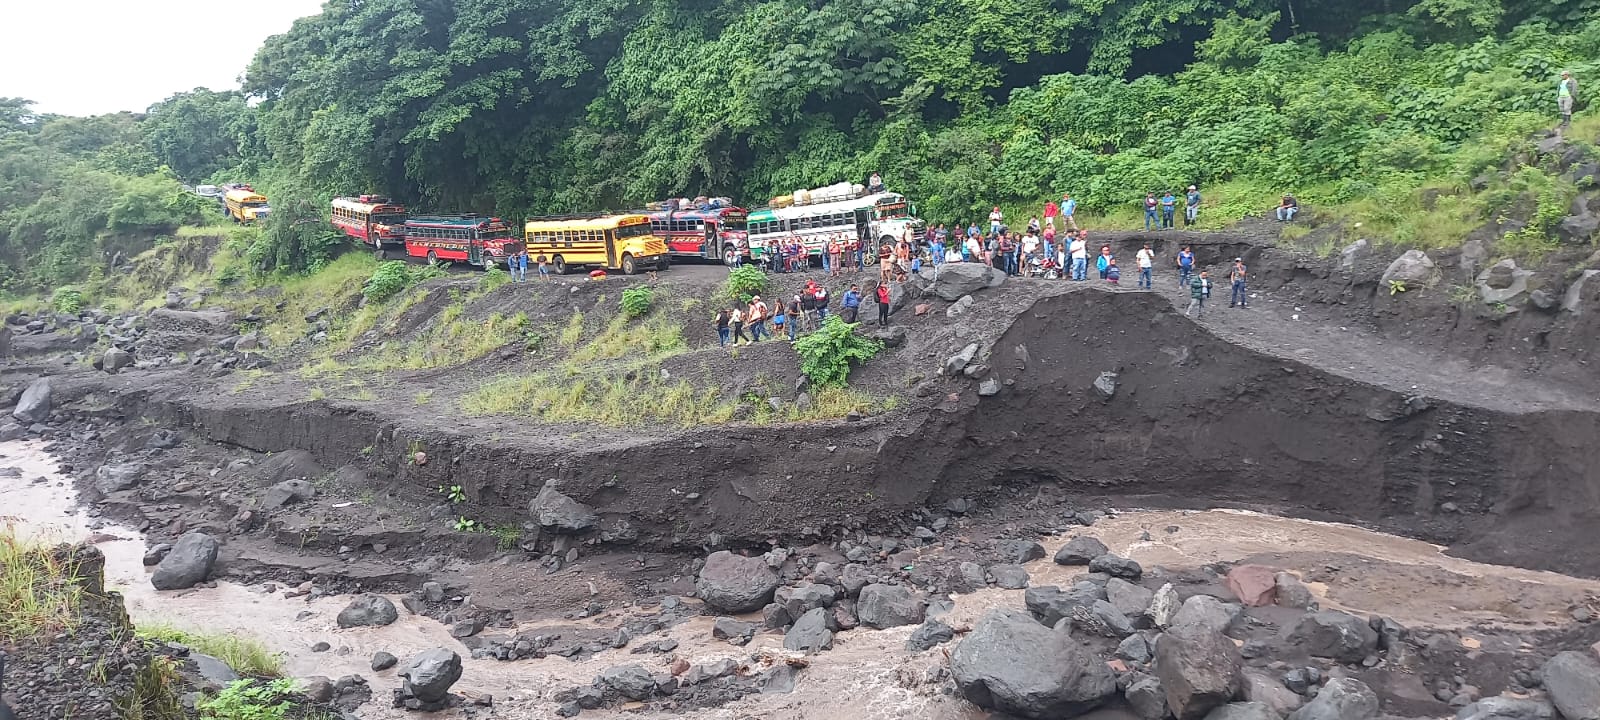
[
  {"left": 372, "top": 214, "right": 405, "bottom": 225},
  {"left": 721, "top": 218, "right": 748, "bottom": 232},
  {"left": 481, "top": 228, "right": 513, "bottom": 240},
  {"left": 617, "top": 222, "right": 651, "bottom": 238},
  {"left": 876, "top": 203, "right": 908, "bottom": 219},
  {"left": 244, "top": 201, "right": 269, "bottom": 209}
]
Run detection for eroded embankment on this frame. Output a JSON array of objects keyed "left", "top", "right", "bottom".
[{"left": 127, "top": 290, "right": 1600, "bottom": 577}]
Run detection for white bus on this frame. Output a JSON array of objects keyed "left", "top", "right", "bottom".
[{"left": 746, "top": 190, "right": 924, "bottom": 260}]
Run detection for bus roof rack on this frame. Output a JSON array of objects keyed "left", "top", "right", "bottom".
[{"left": 526, "top": 212, "right": 619, "bottom": 221}]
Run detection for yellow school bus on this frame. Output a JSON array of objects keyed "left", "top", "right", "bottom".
[
  {"left": 223, "top": 187, "right": 271, "bottom": 224},
  {"left": 523, "top": 213, "right": 670, "bottom": 275}
]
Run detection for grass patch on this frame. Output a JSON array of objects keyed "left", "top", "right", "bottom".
[
  {"left": 118, "top": 655, "right": 185, "bottom": 720},
  {"left": 252, "top": 253, "right": 382, "bottom": 350},
  {"left": 347, "top": 306, "right": 530, "bottom": 370},
  {"left": 568, "top": 313, "right": 685, "bottom": 363},
  {"left": 137, "top": 623, "right": 284, "bottom": 677},
  {"left": 0, "top": 526, "right": 84, "bottom": 642}
]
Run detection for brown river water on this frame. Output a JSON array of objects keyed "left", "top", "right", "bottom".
[{"left": 3, "top": 439, "right": 1593, "bottom": 719}]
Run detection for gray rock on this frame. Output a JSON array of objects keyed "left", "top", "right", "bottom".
[
  {"left": 1339, "top": 239, "right": 1370, "bottom": 270},
  {"left": 1476, "top": 258, "right": 1534, "bottom": 305},
  {"left": 103, "top": 347, "right": 134, "bottom": 372},
  {"left": 262, "top": 479, "right": 315, "bottom": 509},
  {"left": 944, "top": 343, "right": 979, "bottom": 376},
  {"left": 1155, "top": 623, "right": 1244, "bottom": 720},
  {"left": 1206, "top": 702, "right": 1282, "bottom": 720},
  {"left": 989, "top": 564, "right": 1030, "bottom": 589},
  {"left": 145, "top": 428, "right": 180, "bottom": 449},
  {"left": 1540, "top": 651, "right": 1600, "bottom": 720},
  {"left": 1093, "top": 371, "right": 1118, "bottom": 398},
  {"left": 711, "top": 616, "right": 756, "bottom": 642},
  {"left": 1453, "top": 697, "right": 1557, "bottom": 720},
  {"left": 190, "top": 652, "right": 239, "bottom": 686},
  {"left": 234, "top": 332, "right": 261, "bottom": 352},
  {"left": 856, "top": 583, "right": 925, "bottom": 629},
  {"left": 151, "top": 532, "right": 220, "bottom": 590},
  {"left": 598, "top": 664, "right": 657, "bottom": 700},
  {"left": 1287, "top": 678, "right": 1379, "bottom": 720},
  {"left": 919, "top": 262, "right": 1006, "bottom": 301},
  {"left": 1171, "top": 594, "right": 1243, "bottom": 634},
  {"left": 12, "top": 378, "right": 52, "bottom": 423},
  {"left": 977, "top": 377, "right": 1001, "bottom": 396},
  {"left": 761, "top": 603, "right": 792, "bottom": 630},
  {"left": 946, "top": 294, "right": 975, "bottom": 318},
  {"left": 958, "top": 561, "right": 988, "bottom": 591},
  {"left": 682, "top": 658, "right": 740, "bottom": 686},
  {"left": 1564, "top": 269, "right": 1599, "bottom": 314},
  {"left": 1381, "top": 249, "right": 1440, "bottom": 289},
  {"left": 142, "top": 543, "right": 173, "bottom": 566},
  {"left": 371, "top": 652, "right": 399, "bottom": 671},
  {"left": 421, "top": 581, "right": 445, "bottom": 603},
  {"left": 1055, "top": 536, "right": 1109, "bottom": 565},
  {"left": 1285, "top": 611, "right": 1379, "bottom": 663},
  {"left": 1117, "top": 633, "right": 1154, "bottom": 665},
  {"left": 402, "top": 648, "right": 463, "bottom": 703},
  {"left": 1106, "top": 578, "right": 1154, "bottom": 622},
  {"left": 301, "top": 677, "right": 335, "bottom": 703},
  {"left": 529, "top": 479, "right": 598, "bottom": 533},
  {"left": 1243, "top": 671, "right": 1304, "bottom": 716},
  {"left": 94, "top": 462, "right": 146, "bottom": 493},
  {"left": 0, "top": 423, "right": 24, "bottom": 441},
  {"left": 951, "top": 607, "right": 1116, "bottom": 718},
  {"left": 839, "top": 563, "right": 872, "bottom": 596},
  {"left": 1090, "top": 553, "right": 1142, "bottom": 580},
  {"left": 776, "top": 582, "right": 836, "bottom": 620},
  {"left": 697, "top": 551, "right": 780, "bottom": 613},
  {"left": 906, "top": 619, "right": 955, "bottom": 651},
  {"left": 996, "top": 539, "right": 1046, "bottom": 564},
  {"left": 1128, "top": 675, "right": 1170, "bottom": 720},
  {"left": 782, "top": 608, "right": 834, "bottom": 653},
  {"left": 1025, "top": 584, "right": 1104, "bottom": 627},
  {"left": 337, "top": 594, "right": 399, "bottom": 628},
  {"left": 1274, "top": 572, "right": 1316, "bottom": 610},
  {"left": 1075, "top": 599, "right": 1137, "bottom": 638}
]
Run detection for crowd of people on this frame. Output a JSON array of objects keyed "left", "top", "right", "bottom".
[{"left": 713, "top": 277, "right": 897, "bottom": 347}]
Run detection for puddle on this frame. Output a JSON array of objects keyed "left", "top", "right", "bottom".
[{"left": 4, "top": 439, "right": 1595, "bottom": 719}]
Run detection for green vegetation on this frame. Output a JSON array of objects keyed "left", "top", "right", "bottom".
[
  {"left": 136, "top": 623, "right": 284, "bottom": 677},
  {"left": 0, "top": 527, "right": 83, "bottom": 641},
  {"left": 119, "top": 656, "right": 185, "bottom": 720},
  {"left": 620, "top": 286, "right": 654, "bottom": 318},
  {"left": 197, "top": 679, "right": 303, "bottom": 720},
  {"left": 363, "top": 260, "right": 433, "bottom": 302},
  {"left": 721, "top": 266, "right": 771, "bottom": 304},
  {"left": 795, "top": 316, "right": 885, "bottom": 387}
]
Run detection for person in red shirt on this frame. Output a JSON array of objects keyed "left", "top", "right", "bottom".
[
  {"left": 875, "top": 282, "right": 893, "bottom": 326},
  {"left": 1044, "top": 198, "right": 1059, "bottom": 232}
]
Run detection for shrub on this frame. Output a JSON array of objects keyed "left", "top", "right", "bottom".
[
  {"left": 51, "top": 287, "right": 84, "bottom": 315},
  {"left": 479, "top": 266, "right": 511, "bottom": 291},
  {"left": 363, "top": 260, "right": 445, "bottom": 303},
  {"left": 620, "top": 286, "right": 654, "bottom": 317},
  {"left": 794, "top": 316, "right": 884, "bottom": 388},
  {"left": 721, "top": 266, "right": 770, "bottom": 304},
  {"left": 196, "top": 678, "right": 301, "bottom": 720}
]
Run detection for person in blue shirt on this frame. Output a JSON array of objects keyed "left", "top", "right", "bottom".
[
  {"left": 1176, "top": 245, "right": 1195, "bottom": 288},
  {"left": 1061, "top": 193, "right": 1078, "bottom": 230},
  {"left": 841, "top": 284, "right": 862, "bottom": 324},
  {"left": 1160, "top": 191, "right": 1177, "bottom": 229},
  {"left": 1184, "top": 186, "right": 1201, "bottom": 227}
]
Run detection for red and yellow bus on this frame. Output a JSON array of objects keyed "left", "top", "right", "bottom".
[
  {"left": 331, "top": 195, "right": 407, "bottom": 254},
  {"left": 403, "top": 215, "right": 523, "bottom": 268}
]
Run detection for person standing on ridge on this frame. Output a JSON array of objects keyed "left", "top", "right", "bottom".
[
  {"left": 1160, "top": 190, "right": 1177, "bottom": 229},
  {"left": 875, "top": 282, "right": 892, "bottom": 326},
  {"left": 1176, "top": 245, "right": 1195, "bottom": 288},
  {"left": 1070, "top": 232, "right": 1088, "bottom": 281},
  {"left": 1136, "top": 243, "right": 1155, "bottom": 288},
  {"left": 1188, "top": 270, "right": 1211, "bottom": 317},
  {"left": 714, "top": 307, "right": 732, "bottom": 347},
  {"left": 989, "top": 206, "right": 1003, "bottom": 236},
  {"left": 1144, "top": 193, "right": 1159, "bottom": 231},
  {"left": 1559, "top": 71, "right": 1579, "bottom": 129},
  {"left": 1229, "top": 257, "right": 1249, "bottom": 308},
  {"left": 1044, "top": 198, "right": 1059, "bottom": 232},
  {"left": 729, "top": 305, "right": 748, "bottom": 345},
  {"left": 841, "top": 284, "right": 862, "bottom": 323},
  {"left": 748, "top": 295, "right": 768, "bottom": 342},
  {"left": 1106, "top": 258, "right": 1121, "bottom": 285},
  {"left": 1184, "top": 185, "right": 1201, "bottom": 227},
  {"left": 786, "top": 295, "right": 802, "bottom": 341},
  {"left": 1062, "top": 193, "right": 1078, "bottom": 230}
]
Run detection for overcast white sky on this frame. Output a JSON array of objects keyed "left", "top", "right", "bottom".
[{"left": 2, "top": 0, "right": 327, "bottom": 117}]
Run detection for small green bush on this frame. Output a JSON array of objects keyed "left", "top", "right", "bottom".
[
  {"left": 363, "top": 260, "right": 445, "bottom": 302},
  {"left": 794, "top": 316, "right": 883, "bottom": 388},
  {"left": 51, "top": 287, "right": 84, "bottom": 315},
  {"left": 197, "top": 678, "right": 301, "bottom": 720},
  {"left": 721, "top": 266, "right": 770, "bottom": 304},
  {"left": 621, "top": 287, "right": 654, "bottom": 317},
  {"left": 480, "top": 266, "right": 511, "bottom": 291}
]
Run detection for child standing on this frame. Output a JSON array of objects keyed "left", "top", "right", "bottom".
[
  {"left": 1106, "top": 258, "right": 1122, "bottom": 285},
  {"left": 1188, "top": 271, "right": 1212, "bottom": 316}
]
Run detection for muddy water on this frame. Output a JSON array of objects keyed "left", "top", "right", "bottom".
[{"left": 4, "top": 439, "right": 1597, "bottom": 719}]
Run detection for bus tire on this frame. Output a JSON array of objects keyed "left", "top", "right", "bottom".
[
  {"left": 553, "top": 255, "right": 568, "bottom": 275},
  {"left": 621, "top": 254, "right": 637, "bottom": 275},
  {"left": 658, "top": 255, "right": 670, "bottom": 270},
  {"left": 427, "top": 250, "right": 440, "bottom": 266}
]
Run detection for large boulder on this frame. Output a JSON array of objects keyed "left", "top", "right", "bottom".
[
  {"left": 1540, "top": 651, "right": 1600, "bottom": 720},
  {"left": 529, "top": 479, "right": 598, "bottom": 533},
  {"left": 1127, "top": 675, "right": 1170, "bottom": 720},
  {"left": 262, "top": 479, "right": 315, "bottom": 509},
  {"left": 402, "top": 648, "right": 463, "bottom": 703},
  {"left": 950, "top": 607, "right": 1116, "bottom": 719},
  {"left": 995, "top": 539, "right": 1046, "bottom": 564},
  {"left": 150, "top": 532, "right": 220, "bottom": 590},
  {"left": 12, "top": 378, "right": 51, "bottom": 423},
  {"left": 598, "top": 664, "right": 657, "bottom": 700},
  {"left": 918, "top": 263, "right": 1006, "bottom": 301},
  {"left": 1380, "top": 249, "right": 1439, "bottom": 289},
  {"left": 1287, "top": 678, "right": 1379, "bottom": 720},
  {"left": 775, "top": 582, "right": 836, "bottom": 620},
  {"left": 1155, "top": 623, "right": 1244, "bottom": 720},
  {"left": 1285, "top": 611, "right": 1378, "bottom": 663},
  {"left": 1243, "top": 671, "right": 1304, "bottom": 716},
  {"left": 1025, "top": 584, "right": 1104, "bottom": 627},
  {"left": 696, "top": 551, "right": 779, "bottom": 613},
  {"left": 1054, "top": 536, "right": 1108, "bottom": 565},
  {"left": 1089, "top": 554, "right": 1142, "bottom": 580},
  {"left": 102, "top": 346, "right": 134, "bottom": 372},
  {"left": 337, "top": 594, "right": 400, "bottom": 628},
  {"left": 1171, "top": 594, "right": 1242, "bottom": 635},
  {"left": 782, "top": 607, "right": 833, "bottom": 653},
  {"left": 1106, "top": 578, "right": 1155, "bottom": 623},
  {"left": 856, "top": 583, "right": 925, "bottom": 629},
  {"left": 1476, "top": 258, "right": 1535, "bottom": 305},
  {"left": 1274, "top": 572, "right": 1316, "bottom": 610},
  {"left": 1453, "top": 697, "right": 1557, "bottom": 720},
  {"left": 1205, "top": 702, "right": 1282, "bottom": 720},
  {"left": 94, "top": 462, "right": 146, "bottom": 494}
]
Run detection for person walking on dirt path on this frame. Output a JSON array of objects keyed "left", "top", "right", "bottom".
[
  {"left": 800, "top": 284, "right": 818, "bottom": 329},
  {"left": 729, "top": 306, "right": 750, "bottom": 345},
  {"left": 1062, "top": 193, "right": 1079, "bottom": 231},
  {"left": 875, "top": 282, "right": 892, "bottom": 326},
  {"left": 536, "top": 254, "right": 550, "bottom": 280},
  {"left": 787, "top": 295, "right": 803, "bottom": 340},
  {"left": 841, "top": 284, "right": 862, "bottom": 324},
  {"left": 1184, "top": 186, "right": 1201, "bottom": 227},
  {"left": 1187, "top": 270, "right": 1211, "bottom": 317},
  {"left": 814, "top": 283, "right": 831, "bottom": 322},
  {"left": 1144, "top": 193, "right": 1159, "bottom": 230},
  {"left": 772, "top": 297, "right": 788, "bottom": 342},
  {"left": 1044, "top": 199, "right": 1059, "bottom": 232},
  {"left": 714, "top": 308, "right": 732, "bottom": 347},
  {"left": 1070, "top": 233, "right": 1088, "bottom": 281},
  {"left": 748, "top": 296, "right": 768, "bottom": 342},
  {"left": 1136, "top": 243, "right": 1155, "bottom": 288},
  {"left": 1160, "top": 191, "right": 1177, "bottom": 229},
  {"left": 1229, "top": 257, "right": 1249, "bottom": 308},
  {"left": 1176, "top": 245, "right": 1195, "bottom": 288},
  {"left": 1106, "top": 258, "right": 1121, "bottom": 285},
  {"left": 513, "top": 250, "right": 526, "bottom": 282},
  {"left": 1559, "top": 71, "right": 1579, "bottom": 129}
]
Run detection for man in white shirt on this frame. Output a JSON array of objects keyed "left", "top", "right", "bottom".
[
  {"left": 1069, "top": 235, "right": 1088, "bottom": 281},
  {"left": 1136, "top": 243, "right": 1155, "bottom": 289}
]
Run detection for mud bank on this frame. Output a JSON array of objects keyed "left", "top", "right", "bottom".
[{"left": 101, "top": 289, "right": 1600, "bottom": 580}]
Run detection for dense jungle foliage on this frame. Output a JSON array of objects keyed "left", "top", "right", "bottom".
[{"left": 3, "top": 0, "right": 1600, "bottom": 290}]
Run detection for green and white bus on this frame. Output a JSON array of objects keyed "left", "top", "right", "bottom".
[{"left": 747, "top": 190, "right": 923, "bottom": 260}]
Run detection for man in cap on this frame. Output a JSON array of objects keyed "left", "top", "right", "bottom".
[{"left": 1229, "top": 257, "right": 1249, "bottom": 308}]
